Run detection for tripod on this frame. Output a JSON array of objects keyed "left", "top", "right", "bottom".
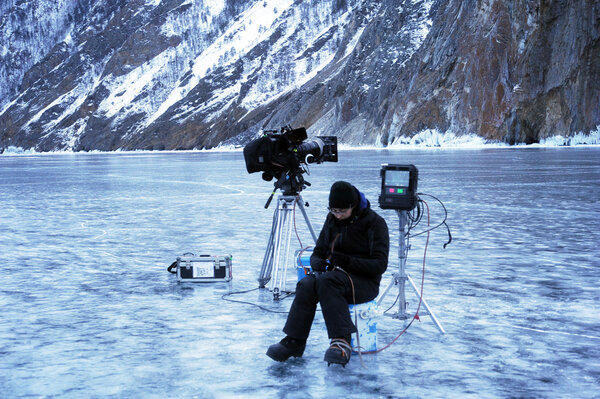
[
  {"left": 377, "top": 210, "right": 445, "bottom": 333},
  {"left": 258, "top": 194, "right": 318, "bottom": 299}
]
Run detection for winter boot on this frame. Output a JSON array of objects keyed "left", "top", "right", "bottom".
[
  {"left": 266, "top": 336, "right": 306, "bottom": 362},
  {"left": 323, "top": 338, "right": 352, "bottom": 367}
]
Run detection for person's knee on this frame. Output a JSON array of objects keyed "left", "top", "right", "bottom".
[
  {"left": 295, "top": 275, "right": 317, "bottom": 300},
  {"left": 315, "top": 271, "right": 346, "bottom": 295}
]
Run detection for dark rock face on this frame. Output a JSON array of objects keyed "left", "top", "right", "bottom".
[
  {"left": 0, "top": 0, "right": 598, "bottom": 152},
  {"left": 508, "top": 0, "right": 600, "bottom": 143},
  {"left": 379, "top": 0, "right": 600, "bottom": 145}
]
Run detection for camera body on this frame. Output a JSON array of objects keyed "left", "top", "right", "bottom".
[
  {"left": 379, "top": 164, "right": 419, "bottom": 211},
  {"left": 243, "top": 126, "right": 337, "bottom": 182}
]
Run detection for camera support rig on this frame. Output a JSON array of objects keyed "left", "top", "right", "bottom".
[
  {"left": 376, "top": 210, "right": 445, "bottom": 333},
  {"left": 244, "top": 126, "right": 337, "bottom": 299},
  {"left": 377, "top": 164, "right": 445, "bottom": 334},
  {"left": 257, "top": 191, "right": 317, "bottom": 299},
  {"left": 257, "top": 171, "right": 318, "bottom": 298},
  {"left": 263, "top": 166, "right": 309, "bottom": 209}
]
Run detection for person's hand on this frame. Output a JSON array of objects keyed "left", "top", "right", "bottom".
[
  {"left": 311, "top": 259, "right": 327, "bottom": 272},
  {"left": 325, "top": 259, "right": 333, "bottom": 271}
]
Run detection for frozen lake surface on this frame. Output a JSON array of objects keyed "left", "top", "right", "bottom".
[{"left": 1, "top": 147, "right": 599, "bottom": 398}]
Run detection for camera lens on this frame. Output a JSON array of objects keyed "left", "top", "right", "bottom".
[{"left": 296, "top": 138, "right": 325, "bottom": 163}]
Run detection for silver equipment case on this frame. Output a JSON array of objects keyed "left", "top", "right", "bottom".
[{"left": 176, "top": 254, "right": 232, "bottom": 283}]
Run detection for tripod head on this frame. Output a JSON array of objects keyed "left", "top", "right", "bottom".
[{"left": 264, "top": 169, "right": 311, "bottom": 208}]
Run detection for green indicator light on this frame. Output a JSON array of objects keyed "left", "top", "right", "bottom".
[{"left": 397, "top": 188, "right": 404, "bottom": 194}]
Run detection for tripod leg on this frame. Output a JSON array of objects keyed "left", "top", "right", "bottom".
[
  {"left": 258, "top": 195, "right": 317, "bottom": 298},
  {"left": 271, "top": 201, "right": 288, "bottom": 292},
  {"left": 406, "top": 274, "right": 445, "bottom": 334},
  {"left": 258, "top": 204, "right": 279, "bottom": 287},
  {"left": 296, "top": 196, "right": 318, "bottom": 243},
  {"left": 280, "top": 205, "right": 295, "bottom": 293},
  {"left": 376, "top": 274, "right": 398, "bottom": 307}
]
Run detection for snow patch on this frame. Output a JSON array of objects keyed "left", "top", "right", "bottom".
[
  {"left": 148, "top": 0, "right": 294, "bottom": 125},
  {"left": 343, "top": 26, "right": 366, "bottom": 59},
  {"left": 63, "top": 29, "right": 73, "bottom": 46},
  {"left": 387, "top": 128, "right": 600, "bottom": 148},
  {"left": 539, "top": 127, "right": 600, "bottom": 146},
  {"left": 0, "top": 146, "right": 38, "bottom": 155},
  {"left": 205, "top": 143, "right": 243, "bottom": 152},
  {"left": 203, "top": 0, "right": 225, "bottom": 15},
  {"left": 413, "top": 0, "right": 434, "bottom": 44},
  {"left": 4, "top": 128, "right": 600, "bottom": 157},
  {"left": 389, "top": 129, "right": 506, "bottom": 148},
  {"left": 0, "top": 96, "right": 18, "bottom": 116},
  {"left": 97, "top": 52, "right": 169, "bottom": 119},
  {"left": 239, "top": 3, "right": 359, "bottom": 110},
  {"left": 22, "top": 67, "right": 101, "bottom": 141}
]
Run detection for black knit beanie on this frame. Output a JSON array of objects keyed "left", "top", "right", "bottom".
[{"left": 329, "top": 181, "right": 358, "bottom": 209}]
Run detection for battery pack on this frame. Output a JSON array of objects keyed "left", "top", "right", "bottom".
[{"left": 176, "top": 254, "right": 232, "bottom": 283}]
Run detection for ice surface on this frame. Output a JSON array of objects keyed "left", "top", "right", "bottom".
[{"left": 0, "top": 148, "right": 599, "bottom": 398}]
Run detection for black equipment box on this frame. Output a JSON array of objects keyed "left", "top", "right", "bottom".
[
  {"left": 176, "top": 254, "right": 232, "bottom": 283},
  {"left": 379, "top": 164, "right": 419, "bottom": 211}
]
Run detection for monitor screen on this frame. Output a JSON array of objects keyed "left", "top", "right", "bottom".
[{"left": 385, "top": 169, "right": 410, "bottom": 187}]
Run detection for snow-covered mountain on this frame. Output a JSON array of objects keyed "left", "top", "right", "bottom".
[{"left": 0, "top": 0, "right": 598, "bottom": 151}]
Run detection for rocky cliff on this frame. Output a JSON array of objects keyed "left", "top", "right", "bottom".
[
  {"left": 0, "top": 0, "right": 598, "bottom": 152},
  {"left": 381, "top": 0, "right": 600, "bottom": 145}
]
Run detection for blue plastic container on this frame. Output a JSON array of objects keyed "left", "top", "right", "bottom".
[
  {"left": 295, "top": 249, "right": 312, "bottom": 281},
  {"left": 297, "top": 266, "right": 311, "bottom": 281},
  {"left": 348, "top": 300, "right": 378, "bottom": 352}
]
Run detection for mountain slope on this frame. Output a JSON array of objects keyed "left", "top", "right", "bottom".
[{"left": 0, "top": 0, "right": 598, "bottom": 151}]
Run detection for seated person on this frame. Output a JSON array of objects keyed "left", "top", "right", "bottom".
[{"left": 267, "top": 181, "right": 389, "bottom": 366}]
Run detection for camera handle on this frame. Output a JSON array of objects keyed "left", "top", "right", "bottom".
[
  {"left": 264, "top": 174, "right": 289, "bottom": 208},
  {"left": 265, "top": 192, "right": 275, "bottom": 209}
]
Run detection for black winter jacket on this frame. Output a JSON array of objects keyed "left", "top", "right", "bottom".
[{"left": 310, "top": 188, "right": 389, "bottom": 285}]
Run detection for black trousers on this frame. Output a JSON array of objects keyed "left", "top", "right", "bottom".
[{"left": 283, "top": 270, "right": 379, "bottom": 340}]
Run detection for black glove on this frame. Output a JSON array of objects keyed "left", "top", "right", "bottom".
[
  {"left": 311, "top": 259, "right": 327, "bottom": 272},
  {"left": 325, "top": 259, "right": 333, "bottom": 271},
  {"left": 331, "top": 251, "right": 350, "bottom": 268}
]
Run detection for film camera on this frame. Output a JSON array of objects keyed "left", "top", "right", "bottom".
[{"left": 243, "top": 126, "right": 337, "bottom": 199}]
